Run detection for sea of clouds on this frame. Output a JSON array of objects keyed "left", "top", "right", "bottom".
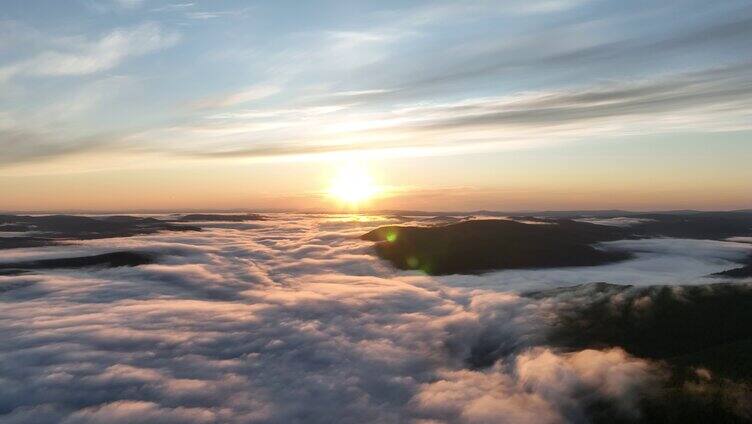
[{"left": 0, "top": 214, "right": 750, "bottom": 423}]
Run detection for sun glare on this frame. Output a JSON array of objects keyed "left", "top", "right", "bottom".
[{"left": 328, "top": 163, "right": 379, "bottom": 205}]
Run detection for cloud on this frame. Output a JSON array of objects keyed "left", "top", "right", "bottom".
[
  {"left": 113, "top": 0, "right": 146, "bottom": 9},
  {"left": 0, "top": 23, "right": 179, "bottom": 81},
  {"left": 412, "top": 347, "right": 655, "bottom": 423},
  {"left": 356, "top": 7, "right": 752, "bottom": 99},
  {"left": 31, "top": 75, "right": 137, "bottom": 125},
  {"left": 0, "top": 214, "right": 659, "bottom": 422},
  {"left": 185, "top": 11, "right": 235, "bottom": 20},
  {"left": 513, "top": 0, "right": 591, "bottom": 14},
  {"left": 191, "top": 84, "right": 282, "bottom": 109},
  {"left": 410, "top": 364, "right": 561, "bottom": 424},
  {"left": 2, "top": 214, "right": 749, "bottom": 422},
  {"left": 150, "top": 3, "right": 195, "bottom": 13},
  {"left": 0, "top": 129, "right": 106, "bottom": 166},
  {"left": 116, "top": 61, "right": 752, "bottom": 164},
  {"left": 3, "top": 2, "right": 752, "bottom": 171},
  {"left": 415, "top": 63, "right": 752, "bottom": 132},
  {"left": 62, "top": 401, "right": 217, "bottom": 424}
]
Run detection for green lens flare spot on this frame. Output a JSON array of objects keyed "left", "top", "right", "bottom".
[
  {"left": 406, "top": 256, "right": 419, "bottom": 268},
  {"left": 386, "top": 231, "right": 397, "bottom": 243}
]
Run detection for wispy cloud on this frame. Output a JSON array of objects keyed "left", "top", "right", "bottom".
[
  {"left": 150, "top": 2, "right": 195, "bottom": 12},
  {"left": 185, "top": 11, "right": 235, "bottom": 20},
  {"left": 191, "top": 84, "right": 282, "bottom": 109},
  {"left": 0, "top": 75, "right": 136, "bottom": 167},
  {"left": 3, "top": 58, "right": 752, "bottom": 170},
  {"left": 0, "top": 23, "right": 179, "bottom": 81},
  {"left": 113, "top": 0, "right": 146, "bottom": 9},
  {"left": 116, "top": 62, "right": 752, "bottom": 163}
]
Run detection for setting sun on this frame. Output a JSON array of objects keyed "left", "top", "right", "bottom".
[{"left": 328, "top": 163, "right": 379, "bottom": 205}]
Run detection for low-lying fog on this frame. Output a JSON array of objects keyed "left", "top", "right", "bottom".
[{"left": 0, "top": 213, "right": 750, "bottom": 423}]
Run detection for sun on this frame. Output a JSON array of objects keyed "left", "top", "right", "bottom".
[{"left": 328, "top": 163, "right": 379, "bottom": 205}]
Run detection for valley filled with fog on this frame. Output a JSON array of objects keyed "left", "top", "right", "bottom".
[{"left": 1, "top": 213, "right": 751, "bottom": 423}]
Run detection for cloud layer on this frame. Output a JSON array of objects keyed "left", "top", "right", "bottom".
[{"left": 1, "top": 214, "right": 750, "bottom": 422}]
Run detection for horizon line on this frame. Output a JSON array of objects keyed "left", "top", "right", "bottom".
[{"left": 2, "top": 207, "right": 751, "bottom": 216}]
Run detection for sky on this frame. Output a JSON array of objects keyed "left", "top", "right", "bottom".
[{"left": 1, "top": 0, "right": 751, "bottom": 212}]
